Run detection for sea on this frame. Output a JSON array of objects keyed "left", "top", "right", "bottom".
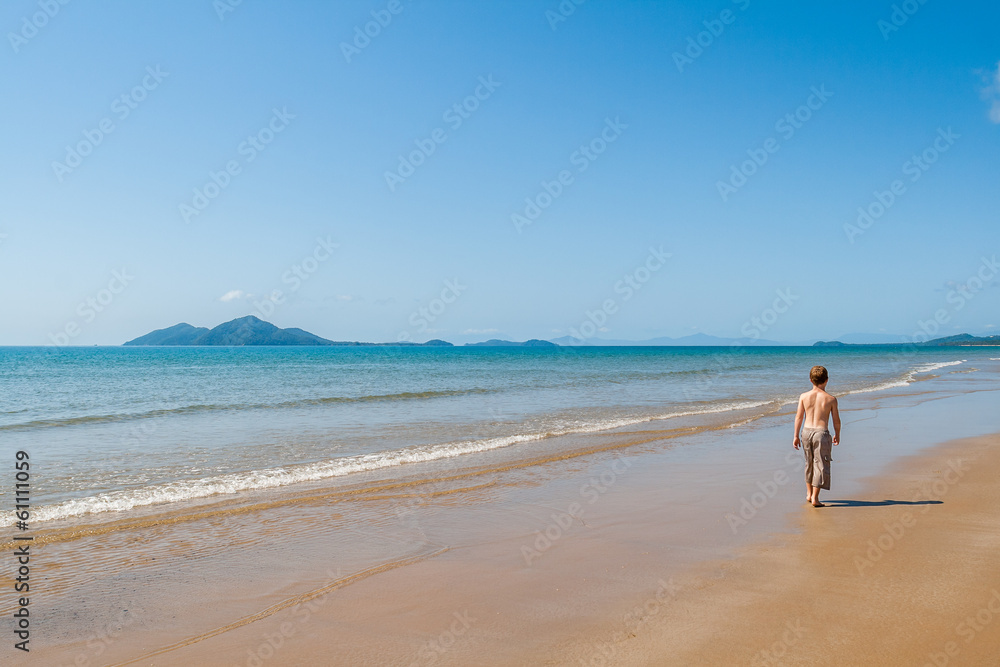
[{"left": 0, "top": 345, "right": 991, "bottom": 527}]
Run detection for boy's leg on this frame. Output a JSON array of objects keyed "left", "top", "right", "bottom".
[
  {"left": 803, "top": 431, "right": 828, "bottom": 507},
  {"left": 819, "top": 433, "right": 833, "bottom": 495},
  {"left": 802, "top": 434, "right": 815, "bottom": 502}
]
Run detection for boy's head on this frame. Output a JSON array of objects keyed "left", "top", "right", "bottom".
[{"left": 810, "top": 365, "right": 829, "bottom": 387}]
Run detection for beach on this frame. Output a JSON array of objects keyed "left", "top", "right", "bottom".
[
  {"left": 2, "top": 351, "right": 999, "bottom": 665},
  {"left": 629, "top": 432, "right": 1000, "bottom": 667},
  {"left": 6, "top": 0, "right": 998, "bottom": 663}
]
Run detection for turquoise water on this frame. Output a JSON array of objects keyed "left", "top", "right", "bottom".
[{"left": 0, "top": 345, "right": 988, "bottom": 525}]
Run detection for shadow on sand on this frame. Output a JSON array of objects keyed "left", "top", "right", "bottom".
[{"left": 821, "top": 499, "right": 943, "bottom": 508}]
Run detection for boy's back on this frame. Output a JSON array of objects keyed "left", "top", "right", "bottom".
[{"left": 799, "top": 388, "right": 838, "bottom": 430}]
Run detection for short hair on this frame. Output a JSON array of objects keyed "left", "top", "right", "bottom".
[{"left": 810, "top": 365, "right": 829, "bottom": 385}]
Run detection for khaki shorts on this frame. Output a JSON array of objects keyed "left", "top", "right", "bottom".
[{"left": 802, "top": 427, "right": 832, "bottom": 490}]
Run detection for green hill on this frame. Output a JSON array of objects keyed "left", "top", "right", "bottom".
[{"left": 124, "top": 316, "right": 455, "bottom": 347}]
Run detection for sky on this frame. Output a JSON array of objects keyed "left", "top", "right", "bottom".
[{"left": 1, "top": 0, "right": 998, "bottom": 345}]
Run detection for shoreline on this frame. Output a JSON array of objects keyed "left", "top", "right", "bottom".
[
  {"left": 0, "top": 350, "right": 983, "bottom": 530},
  {"left": 9, "top": 371, "right": 1000, "bottom": 665}
]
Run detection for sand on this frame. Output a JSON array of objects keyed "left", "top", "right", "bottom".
[
  {"left": 10, "top": 375, "right": 1000, "bottom": 666},
  {"left": 623, "top": 433, "right": 1000, "bottom": 667},
  {"left": 151, "top": 432, "right": 1000, "bottom": 667}
]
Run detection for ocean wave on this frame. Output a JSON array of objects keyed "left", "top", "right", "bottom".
[
  {"left": 600, "top": 364, "right": 766, "bottom": 381},
  {"left": 844, "top": 360, "right": 965, "bottom": 395},
  {"left": 1, "top": 400, "right": 771, "bottom": 526},
  {"left": 912, "top": 360, "right": 966, "bottom": 373},
  {"left": 0, "top": 388, "right": 496, "bottom": 431}
]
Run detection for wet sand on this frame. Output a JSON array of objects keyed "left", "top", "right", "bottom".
[
  {"left": 10, "top": 371, "right": 1000, "bottom": 666},
  {"left": 156, "top": 431, "right": 1000, "bottom": 667},
  {"left": 616, "top": 432, "right": 1000, "bottom": 666}
]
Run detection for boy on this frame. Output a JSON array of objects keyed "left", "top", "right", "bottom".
[{"left": 793, "top": 365, "right": 841, "bottom": 507}]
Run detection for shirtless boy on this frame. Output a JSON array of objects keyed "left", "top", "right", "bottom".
[{"left": 793, "top": 365, "right": 841, "bottom": 507}]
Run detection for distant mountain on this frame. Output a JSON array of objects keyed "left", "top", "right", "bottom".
[
  {"left": 192, "top": 317, "right": 336, "bottom": 346},
  {"left": 124, "top": 323, "right": 210, "bottom": 346},
  {"left": 283, "top": 327, "right": 342, "bottom": 345},
  {"left": 814, "top": 333, "right": 1000, "bottom": 347},
  {"left": 549, "top": 333, "right": 803, "bottom": 346},
  {"left": 124, "top": 316, "right": 454, "bottom": 347},
  {"left": 130, "top": 319, "right": 991, "bottom": 349},
  {"left": 464, "top": 339, "right": 558, "bottom": 347},
  {"left": 923, "top": 333, "right": 1000, "bottom": 346}
]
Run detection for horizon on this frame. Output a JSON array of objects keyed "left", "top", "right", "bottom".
[
  {"left": 2, "top": 1, "right": 999, "bottom": 346},
  {"left": 22, "top": 313, "right": 1000, "bottom": 348}
]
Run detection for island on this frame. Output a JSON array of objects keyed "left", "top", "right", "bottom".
[
  {"left": 813, "top": 333, "right": 1000, "bottom": 347},
  {"left": 123, "top": 316, "right": 454, "bottom": 347}
]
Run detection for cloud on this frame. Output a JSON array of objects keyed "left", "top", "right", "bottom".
[
  {"left": 219, "top": 290, "right": 246, "bottom": 302},
  {"left": 322, "top": 294, "right": 361, "bottom": 303},
  {"left": 462, "top": 328, "right": 499, "bottom": 334}
]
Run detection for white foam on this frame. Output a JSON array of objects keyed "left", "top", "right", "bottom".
[
  {"left": 844, "top": 379, "right": 912, "bottom": 395},
  {"left": 913, "top": 360, "right": 966, "bottom": 373},
  {"left": 845, "top": 360, "right": 965, "bottom": 395},
  {"left": 2, "top": 400, "right": 772, "bottom": 526}
]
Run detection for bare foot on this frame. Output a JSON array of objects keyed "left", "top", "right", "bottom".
[{"left": 812, "top": 502, "right": 825, "bottom": 508}]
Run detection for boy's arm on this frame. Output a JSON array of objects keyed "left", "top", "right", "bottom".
[
  {"left": 793, "top": 396, "right": 804, "bottom": 449},
  {"left": 831, "top": 397, "right": 841, "bottom": 445}
]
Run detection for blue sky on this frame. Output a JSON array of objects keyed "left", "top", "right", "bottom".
[{"left": 1, "top": 0, "right": 998, "bottom": 345}]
